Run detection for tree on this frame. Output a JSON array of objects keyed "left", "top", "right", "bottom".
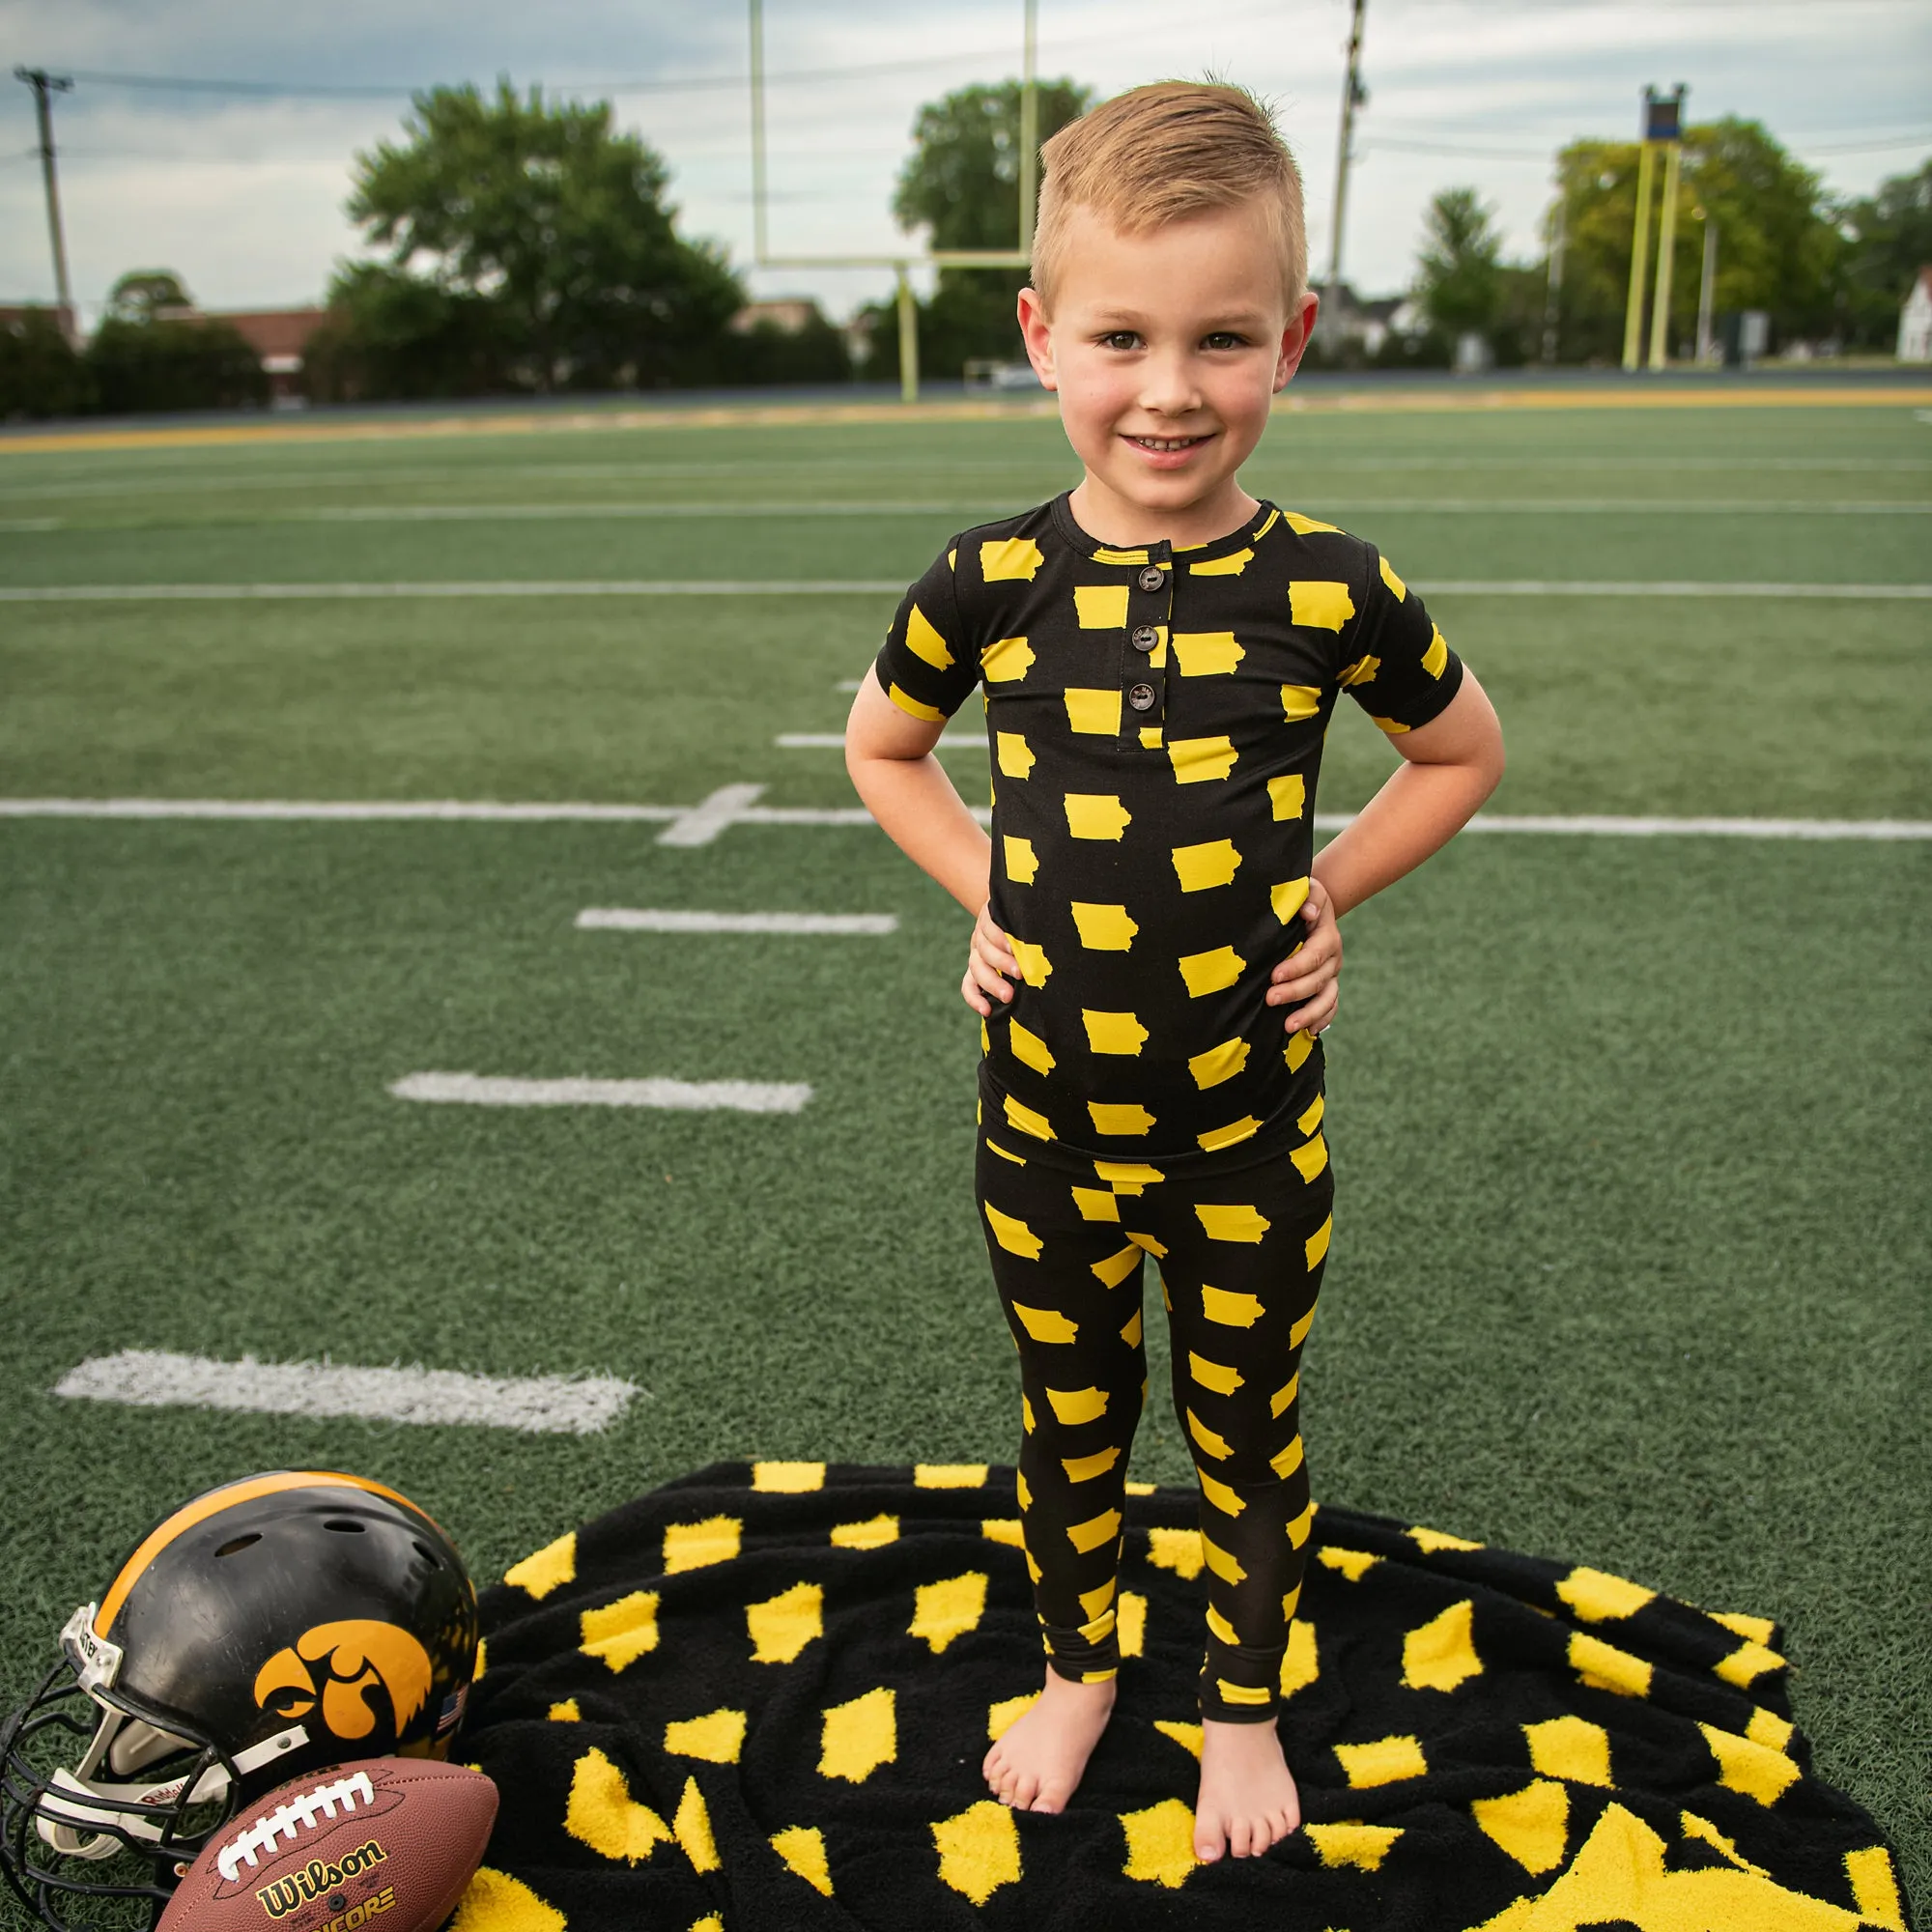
[
  {"left": 1415, "top": 187, "right": 1505, "bottom": 340},
  {"left": 83, "top": 267, "right": 268, "bottom": 414},
  {"left": 1836, "top": 158, "right": 1932, "bottom": 348},
  {"left": 338, "top": 81, "right": 743, "bottom": 392},
  {"left": 1548, "top": 120, "right": 1840, "bottom": 361},
  {"left": 863, "top": 78, "right": 1091, "bottom": 380},
  {"left": 105, "top": 270, "right": 194, "bottom": 323},
  {"left": 0, "top": 308, "right": 94, "bottom": 418}
]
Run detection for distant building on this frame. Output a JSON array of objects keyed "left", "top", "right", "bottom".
[
  {"left": 1320, "top": 283, "right": 1406, "bottom": 357},
  {"left": 205, "top": 308, "right": 329, "bottom": 403},
  {"left": 1899, "top": 269, "right": 1932, "bottom": 363},
  {"left": 729, "top": 298, "right": 822, "bottom": 335}
]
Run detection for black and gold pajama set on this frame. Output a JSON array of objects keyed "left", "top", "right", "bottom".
[{"left": 874, "top": 495, "right": 1465, "bottom": 1723}]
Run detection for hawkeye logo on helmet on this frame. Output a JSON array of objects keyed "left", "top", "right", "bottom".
[{"left": 252, "top": 1621, "right": 433, "bottom": 1742}]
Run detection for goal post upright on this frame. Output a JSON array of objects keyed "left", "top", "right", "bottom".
[
  {"left": 1647, "top": 138, "right": 1683, "bottom": 371},
  {"left": 746, "top": 0, "right": 1038, "bottom": 402},
  {"left": 1019, "top": 0, "right": 1039, "bottom": 258},
  {"left": 1621, "top": 140, "right": 1656, "bottom": 373},
  {"left": 1623, "top": 84, "right": 1686, "bottom": 375}
]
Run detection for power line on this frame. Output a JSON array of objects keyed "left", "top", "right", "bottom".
[{"left": 45, "top": 14, "right": 1271, "bottom": 105}]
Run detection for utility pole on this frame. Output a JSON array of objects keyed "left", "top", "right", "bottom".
[
  {"left": 14, "top": 67, "right": 76, "bottom": 347},
  {"left": 1324, "top": 0, "right": 1368, "bottom": 302}
]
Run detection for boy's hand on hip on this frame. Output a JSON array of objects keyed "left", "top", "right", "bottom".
[
  {"left": 1265, "top": 878, "right": 1341, "bottom": 1035},
  {"left": 962, "top": 901, "right": 1022, "bottom": 1016}
]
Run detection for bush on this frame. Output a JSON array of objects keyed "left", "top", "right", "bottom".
[
  {"left": 302, "top": 266, "right": 511, "bottom": 404},
  {"left": 0, "top": 309, "right": 94, "bottom": 419},
  {"left": 711, "top": 314, "right": 853, "bottom": 386},
  {"left": 1373, "top": 327, "right": 1454, "bottom": 371},
  {"left": 86, "top": 315, "right": 269, "bottom": 414}
]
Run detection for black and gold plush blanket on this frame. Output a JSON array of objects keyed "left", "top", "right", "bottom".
[{"left": 451, "top": 1463, "right": 1908, "bottom": 1931}]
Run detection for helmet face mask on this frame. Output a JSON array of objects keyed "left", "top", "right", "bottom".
[
  {"left": 0, "top": 1657, "right": 228, "bottom": 1929},
  {"left": 0, "top": 1473, "right": 477, "bottom": 1932}
]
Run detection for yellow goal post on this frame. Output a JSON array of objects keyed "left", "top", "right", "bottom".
[{"left": 747, "top": 0, "right": 1037, "bottom": 400}]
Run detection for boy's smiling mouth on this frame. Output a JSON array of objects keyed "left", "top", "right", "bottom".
[{"left": 1123, "top": 432, "right": 1215, "bottom": 457}]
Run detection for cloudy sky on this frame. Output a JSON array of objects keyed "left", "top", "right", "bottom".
[{"left": 4, "top": 0, "right": 1927, "bottom": 327}]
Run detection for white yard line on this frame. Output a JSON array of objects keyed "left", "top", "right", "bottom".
[
  {"left": 1421, "top": 581, "right": 1932, "bottom": 599},
  {"left": 1455, "top": 813, "right": 1932, "bottom": 839},
  {"left": 283, "top": 501, "right": 991, "bottom": 522},
  {"left": 3, "top": 796, "right": 1926, "bottom": 839},
  {"left": 390, "top": 1071, "right": 813, "bottom": 1111},
  {"left": 3, "top": 579, "right": 1930, "bottom": 602},
  {"left": 0, "top": 580, "right": 907, "bottom": 601},
  {"left": 777, "top": 731, "right": 981, "bottom": 751},
  {"left": 655, "top": 781, "right": 768, "bottom": 846},
  {"left": 13, "top": 500, "right": 1929, "bottom": 532},
  {"left": 577, "top": 908, "right": 897, "bottom": 934},
  {"left": 0, "top": 797, "right": 684, "bottom": 822},
  {"left": 54, "top": 1350, "right": 638, "bottom": 1435}
]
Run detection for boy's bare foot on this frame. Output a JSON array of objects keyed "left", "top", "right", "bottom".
[
  {"left": 1194, "top": 1718, "right": 1300, "bottom": 1860},
  {"left": 983, "top": 1671, "right": 1118, "bottom": 1813}
]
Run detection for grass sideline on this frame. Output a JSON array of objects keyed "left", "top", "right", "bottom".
[{"left": 1, "top": 394, "right": 1927, "bottom": 1916}]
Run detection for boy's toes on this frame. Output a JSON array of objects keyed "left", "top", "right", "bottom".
[
  {"left": 1229, "top": 1815, "right": 1257, "bottom": 1859},
  {"left": 1010, "top": 1771, "right": 1041, "bottom": 1812},
  {"left": 1193, "top": 1818, "right": 1226, "bottom": 1862}
]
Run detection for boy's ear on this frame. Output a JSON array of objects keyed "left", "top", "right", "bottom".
[
  {"left": 1274, "top": 291, "right": 1321, "bottom": 391},
  {"left": 1017, "top": 286, "right": 1059, "bottom": 391}
]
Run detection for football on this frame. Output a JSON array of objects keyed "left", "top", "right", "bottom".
[{"left": 158, "top": 1757, "right": 497, "bottom": 1932}]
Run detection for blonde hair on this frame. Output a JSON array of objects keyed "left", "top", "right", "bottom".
[{"left": 1031, "top": 81, "right": 1306, "bottom": 310}]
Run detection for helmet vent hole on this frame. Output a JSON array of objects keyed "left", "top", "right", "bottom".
[
  {"left": 214, "top": 1533, "right": 261, "bottom": 1557},
  {"left": 323, "top": 1519, "right": 367, "bottom": 1534},
  {"left": 412, "top": 1541, "right": 440, "bottom": 1567}
]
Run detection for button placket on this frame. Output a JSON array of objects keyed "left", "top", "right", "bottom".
[{"left": 1122, "top": 544, "right": 1174, "bottom": 745}]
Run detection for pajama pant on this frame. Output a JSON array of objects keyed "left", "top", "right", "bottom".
[{"left": 977, "top": 1125, "right": 1334, "bottom": 1722}]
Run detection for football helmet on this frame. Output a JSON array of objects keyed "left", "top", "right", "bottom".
[{"left": 0, "top": 1470, "right": 478, "bottom": 1930}]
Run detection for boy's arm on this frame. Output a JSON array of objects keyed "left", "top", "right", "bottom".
[
  {"left": 1313, "top": 669, "right": 1505, "bottom": 918},
  {"left": 844, "top": 669, "right": 1019, "bottom": 1014}
]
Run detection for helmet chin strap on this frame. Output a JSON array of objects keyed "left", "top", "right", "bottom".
[{"left": 36, "top": 1709, "right": 310, "bottom": 1860}]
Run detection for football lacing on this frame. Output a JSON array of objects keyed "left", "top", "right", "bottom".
[{"left": 214, "top": 1770, "right": 377, "bottom": 1881}]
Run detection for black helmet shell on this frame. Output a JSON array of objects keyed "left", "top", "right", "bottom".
[{"left": 92, "top": 1472, "right": 477, "bottom": 1769}]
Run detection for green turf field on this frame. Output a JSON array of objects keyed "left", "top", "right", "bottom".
[{"left": 1, "top": 389, "right": 1927, "bottom": 1915}]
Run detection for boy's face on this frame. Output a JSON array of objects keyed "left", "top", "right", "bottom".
[{"left": 1018, "top": 198, "right": 1318, "bottom": 543}]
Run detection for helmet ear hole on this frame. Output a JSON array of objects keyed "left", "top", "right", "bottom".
[
  {"left": 106, "top": 1717, "right": 189, "bottom": 1776},
  {"left": 322, "top": 1520, "right": 366, "bottom": 1534},
  {"left": 213, "top": 1534, "right": 260, "bottom": 1558}
]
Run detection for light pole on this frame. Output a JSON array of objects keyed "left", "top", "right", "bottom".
[
  {"left": 14, "top": 67, "right": 76, "bottom": 347},
  {"left": 1693, "top": 207, "right": 1719, "bottom": 365},
  {"left": 1542, "top": 193, "right": 1566, "bottom": 365}
]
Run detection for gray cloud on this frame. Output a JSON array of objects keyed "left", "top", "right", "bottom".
[{"left": 4, "top": 0, "right": 1926, "bottom": 326}]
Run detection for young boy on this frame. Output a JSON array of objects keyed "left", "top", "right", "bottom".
[{"left": 846, "top": 82, "right": 1504, "bottom": 1862}]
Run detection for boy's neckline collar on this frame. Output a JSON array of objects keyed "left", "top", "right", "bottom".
[{"left": 1048, "top": 491, "right": 1278, "bottom": 565}]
